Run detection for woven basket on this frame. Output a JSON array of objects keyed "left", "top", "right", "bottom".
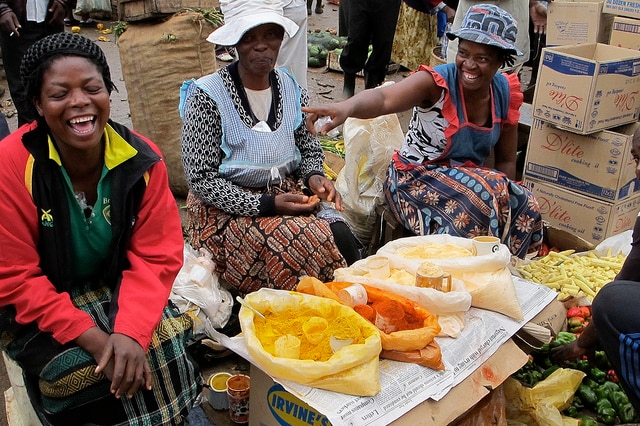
[{"left": 429, "top": 46, "right": 446, "bottom": 67}]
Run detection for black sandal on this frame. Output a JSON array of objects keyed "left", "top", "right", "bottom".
[{"left": 64, "top": 18, "right": 80, "bottom": 26}]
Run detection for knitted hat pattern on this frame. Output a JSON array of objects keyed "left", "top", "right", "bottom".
[{"left": 21, "top": 32, "right": 116, "bottom": 99}]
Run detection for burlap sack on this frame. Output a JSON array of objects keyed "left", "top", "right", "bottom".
[{"left": 118, "top": 10, "right": 218, "bottom": 197}]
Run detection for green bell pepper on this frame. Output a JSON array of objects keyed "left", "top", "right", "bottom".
[
  {"left": 550, "top": 331, "right": 577, "bottom": 348},
  {"left": 563, "top": 405, "right": 578, "bottom": 418},
  {"left": 596, "top": 407, "right": 617, "bottom": 425},
  {"left": 574, "top": 359, "right": 591, "bottom": 374},
  {"left": 576, "top": 384, "right": 598, "bottom": 407},
  {"left": 590, "top": 367, "right": 607, "bottom": 384},
  {"left": 610, "top": 389, "right": 629, "bottom": 411},
  {"left": 599, "top": 380, "right": 621, "bottom": 393},
  {"left": 542, "top": 365, "right": 560, "bottom": 380},
  {"left": 580, "top": 415, "right": 599, "bottom": 426},
  {"left": 618, "top": 402, "right": 637, "bottom": 424}
]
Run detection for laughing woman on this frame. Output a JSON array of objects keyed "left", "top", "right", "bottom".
[
  {"left": 305, "top": 4, "right": 543, "bottom": 258},
  {"left": 0, "top": 33, "right": 199, "bottom": 425}
]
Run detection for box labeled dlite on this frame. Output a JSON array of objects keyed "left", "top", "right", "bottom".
[
  {"left": 524, "top": 178, "right": 640, "bottom": 245},
  {"left": 532, "top": 43, "right": 640, "bottom": 134},
  {"left": 524, "top": 120, "right": 640, "bottom": 202}
]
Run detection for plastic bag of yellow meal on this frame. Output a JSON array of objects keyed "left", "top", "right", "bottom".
[
  {"left": 377, "top": 235, "right": 523, "bottom": 321},
  {"left": 240, "top": 288, "right": 382, "bottom": 396},
  {"left": 297, "top": 277, "right": 444, "bottom": 370},
  {"left": 504, "top": 368, "right": 585, "bottom": 426}
]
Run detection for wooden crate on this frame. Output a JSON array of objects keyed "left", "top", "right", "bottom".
[{"left": 118, "top": 0, "right": 219, "bottom": 21}]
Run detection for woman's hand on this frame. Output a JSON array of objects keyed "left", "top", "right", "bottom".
[
  {"left": 95, "top": 333, "right": 152, "bottom": 399},
  {"left": 79, "top": 329, "right": 152, "bottom": 399},
  {"left": 308, "top": 174, "right": 343, "bottom": 211},
  {"left": 274, "top": 193, "right": 321, "bottom": 215},
  {"left": 302, "top": 104, "right": 350, "bottom": 136}
]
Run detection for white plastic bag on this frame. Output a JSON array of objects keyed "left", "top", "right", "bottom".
[
  {"left": 594, "top": 229, "right": 633, "bottom": 257},
  {"left": 171, "top": 244, "right": 233, "bottom": 337},
  {"left": 377, "top": 235, "right": 524, "bottom": 321},
  {"left": 335, "top": 100, "right": 404, "bottom": 243}
]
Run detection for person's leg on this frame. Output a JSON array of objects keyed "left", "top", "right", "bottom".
[
  {"left": 591, "top": 281, "right": 640, "bottom": 411},
  {"left": 338, "top": 0, "right": 349, "bottom": 37},
  {"left": 339, "top": 0, "right": 371, "bottom": 97},
  {"left": 329, "top": 221, "right": 363, "bottom": 265},
  {"left": 364, "top": 0, "right": 401, "bottom": 89},
  {"left": 0, "top": 21, "right": 48, "bottom": 126}
]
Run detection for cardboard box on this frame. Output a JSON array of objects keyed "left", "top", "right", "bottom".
[
  {"left": 249, "top": 339, "right": 529, "bottom": 426},
  {"left": 524, "top": 178, "right": 640, "bottom": 245},
  {"left": 610, "top": 16, "right": 640, "bottom": 50},
  {"left": 118, "top": 0, "right": 218, "bottom": 21},
  {"left": 523, "top": 120, "right": 640, "bottom": 202},
  {"left": 603, "top": 0, "right": 640, "bottom": 19},
  {"left": 532, "top": 43, "right": 640, "bottom": 134},
  {"left": 547, "top": 1, "right": 614, "bottom": 46}
]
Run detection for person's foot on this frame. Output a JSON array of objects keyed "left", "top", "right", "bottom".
[
  {"left": 315, "top": 1, "right": 324, "bottom": 13},
  {"left": 64, "top": 18, "right": 80, "bottom": 26},
  {"left": 78, "top": 18, "right": 97, "bottom": 27}
]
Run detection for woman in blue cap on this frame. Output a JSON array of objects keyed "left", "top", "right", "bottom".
[{"left": 305, "top": 4, "right": 543, "bottom": 258}]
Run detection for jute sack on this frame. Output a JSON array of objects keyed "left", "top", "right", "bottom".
[{"left": 118, "top": 10, "right": 218, "bottom": 197}]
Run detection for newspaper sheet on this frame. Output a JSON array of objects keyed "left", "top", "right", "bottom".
[{"left": 210, "top": 277, "right": 557, "bottom": 425}]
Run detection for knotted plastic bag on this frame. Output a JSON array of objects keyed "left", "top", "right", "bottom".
[{"left": 170, "top": 243, "right": 233, "bottom": 336}]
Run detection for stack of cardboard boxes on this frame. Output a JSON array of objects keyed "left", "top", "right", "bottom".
[{"left": 523, "top": 0, "right": 640, "bottom": 246}]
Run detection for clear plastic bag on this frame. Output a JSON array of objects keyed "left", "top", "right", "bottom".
[{"left": 171, "top": 244, "right": 234, "bottom": 337}]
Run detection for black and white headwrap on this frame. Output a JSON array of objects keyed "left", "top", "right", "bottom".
[{"left": 20, "top": 32, "right": 117, "bottom": 116}]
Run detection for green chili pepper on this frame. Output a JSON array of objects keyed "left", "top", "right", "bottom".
[{"left": 576, "top": 384, "right": 598, "bottom": 407}]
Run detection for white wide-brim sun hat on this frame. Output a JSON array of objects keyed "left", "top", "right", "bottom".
[{"left": 207, "top": 0, "right": 299, "bottom": 47}]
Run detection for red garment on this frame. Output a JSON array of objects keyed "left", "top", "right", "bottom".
[{"left": 0, "top": 122, "right": 184, "bottom": 350}]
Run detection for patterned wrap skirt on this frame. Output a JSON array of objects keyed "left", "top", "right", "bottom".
[
  {"left": 185, "top": 177, "right": 348, "bottom": 295},
  {"left": 384, "top": 162, "right": 543, "bottom": 258},
  {"left": 0, "top": 283, "right": 199, "bottom": 426}
]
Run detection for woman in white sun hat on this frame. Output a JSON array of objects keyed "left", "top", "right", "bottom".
[{"left": 179, "top": 0, "right": 362, "bottom": 296}]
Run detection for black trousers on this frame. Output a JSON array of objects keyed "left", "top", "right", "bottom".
[
  {"left": 339, "top": 0, "right": 401, "bottom": 80},
  {"left": 0, "top": 20, "right": 63, "bottom": 126}
]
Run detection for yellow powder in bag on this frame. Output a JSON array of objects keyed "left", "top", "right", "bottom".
[{"left": 253, "top": 307, "right": 365, "bottom": 361}]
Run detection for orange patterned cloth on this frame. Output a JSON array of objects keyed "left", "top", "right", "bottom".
[{"left": 185, "top": 178, "right": 347, "bottom": 295}]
